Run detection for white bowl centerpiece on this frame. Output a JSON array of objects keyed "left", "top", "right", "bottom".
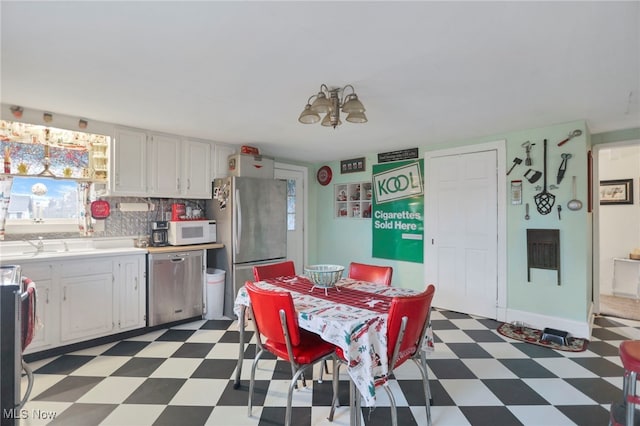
[{"left": 304, "top": 264, "right": 344, "bottom": 294}]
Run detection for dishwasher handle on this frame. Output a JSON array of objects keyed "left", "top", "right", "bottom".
[{"left": 170, "top": 256, "right": 186, "bottom": 263}]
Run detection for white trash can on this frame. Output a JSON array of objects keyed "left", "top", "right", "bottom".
[{"left": 205, "top": 268, "right": 225, "bottom": 319}]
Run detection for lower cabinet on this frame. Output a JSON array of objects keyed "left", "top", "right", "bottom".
[
  {"left": 22, "top": 254, "right": 146, "bottom": 354},
  {"left": 21, "top": 263, "right": 57, "bottom": 352},
  {"left": 117, "top": 256, "right": 146, "bottom": 331},
  {"left": 60, "top": 258, "right": 114, "bottom": 343}
]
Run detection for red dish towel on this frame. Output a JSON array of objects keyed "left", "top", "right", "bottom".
[{"left": 21, "top": 277, "right": 36, "bottom": 351}]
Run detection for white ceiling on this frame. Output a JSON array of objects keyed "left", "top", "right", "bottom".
[{"left": 1, "top": 1, "right": 639, "bottom": 163}]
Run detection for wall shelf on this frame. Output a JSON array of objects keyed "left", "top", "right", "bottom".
[
  {"left": 335, "top": 181, "right": 372, "bottom": 219},
  {"left": 0, "top": 173, "right": 106, "bottom": 183}
]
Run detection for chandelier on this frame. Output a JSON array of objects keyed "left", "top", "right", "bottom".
[{"left": 298, "top": 84, "right": 367, "bottom": 129}]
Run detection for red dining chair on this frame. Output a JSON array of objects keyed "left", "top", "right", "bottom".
[
  {"left": 329, "top": 284, "right": 435, "bottom": 426},
  {"left": 348, "top": 262, "right": 393, "bottom": 286},
  {"left": 245, "top": 281, "right": 337, "bottom": 426},
  {"left": 253, "top": 260, "right": 296, "bottom": 281}
]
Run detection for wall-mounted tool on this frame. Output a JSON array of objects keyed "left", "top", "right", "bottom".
[
  {"left": 557, "top": 129, "right": 582, "bottom": 147},
  {"left": 507, "top": 157, "right": 522, "bottom": 175},
  {"left": 534, "top": 139, "right": 555, "bottom": 215},
  {"left": 522, "top": 141, "right": 535, "bottom": 166},
  {"left": 525, "top": 203, "right": 530, "bottom": 220},
  {"left": 557, "top": 205, "right": 562, "bottom": 220},
  {"left": 567, "top": 176, "right": 583, "bottom": 211},
  {"left": 556, "top": 153, "right": 571, "bottom": 184},
  {"left": 524, "top": 168, "right": 542, "bottom": 184}
]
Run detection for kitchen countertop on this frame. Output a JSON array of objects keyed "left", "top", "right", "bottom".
[
  {"left": 146, "top": 243, "right": 224, "bottom": 253},
  {"left": 0, "top": 238, "right": 224, "bottom": 263}
]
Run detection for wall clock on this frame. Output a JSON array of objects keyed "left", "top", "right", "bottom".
[{"left": 317, "top": 165, "right": 332, "bottom": 186}]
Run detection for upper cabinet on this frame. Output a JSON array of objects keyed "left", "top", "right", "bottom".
[
  {"left": 211, "top": 144, "right": 236, "bottom": 180},
  {"left": 183, "top": 138, "right": 212, "bottom": 198},
  {"left": 112, "top": 128, "right": 147, "bottom": 195},
  {"left": 111, "top": 126, "right": 217, "bottom": 199},
  {"left": 148, "top": 133, "right": 181, "bottom": 198}
]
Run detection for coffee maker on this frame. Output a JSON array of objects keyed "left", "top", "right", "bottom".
[{"left": 150, "top": 221, "right": 169, "bottom": 246}]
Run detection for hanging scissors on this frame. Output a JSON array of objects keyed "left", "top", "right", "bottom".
[{"left": 557, "top": 153, "right": 571, "bottom": 185}]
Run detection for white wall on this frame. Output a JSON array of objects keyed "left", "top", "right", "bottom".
[{"left": 598, "top": 144, "right": 640, "bottom": 294}]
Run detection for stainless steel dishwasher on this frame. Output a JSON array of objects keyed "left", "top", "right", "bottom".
[{"left": 147, "top": 250, "right": 204, "bottom": 327}]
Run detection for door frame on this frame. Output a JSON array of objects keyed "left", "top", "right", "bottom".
[
  {"left": 275, "top": 162, "right": 309, "bottom": 269},
  {"left": 592, "top": 139, "right": 640, "bottom": 315},
  {"left": 424, "top": 140, "right": 507, "bottom": 321}
]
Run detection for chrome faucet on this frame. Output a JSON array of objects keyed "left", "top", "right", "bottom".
[{"left": 23, "top": 236, "right": 44, "bottom": 252}]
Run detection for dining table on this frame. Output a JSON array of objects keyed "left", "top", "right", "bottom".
[{"left": 232, "top": 275, "right": 434, "bottom": 408}]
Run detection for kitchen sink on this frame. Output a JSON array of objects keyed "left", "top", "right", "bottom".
[{"left": 0, "top": 237, "right": 147, "bottom": 263}]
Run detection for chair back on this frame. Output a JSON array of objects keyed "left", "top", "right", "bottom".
[
  {"left": 245, "top": 281, "right": 301, "bottom": 346},
  {"left": 387, "top": 284, "right": 435, "bottom": 368},
  {"left": 253, "top": 260, "right": 296, "bottom": 281},
  {"left": 348, "top": 262, "right": 393, "bottom": 286}
]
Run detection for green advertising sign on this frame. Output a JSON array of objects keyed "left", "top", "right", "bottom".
[{"left": 372, "top": 159, "right": 424, "bottom": 263}]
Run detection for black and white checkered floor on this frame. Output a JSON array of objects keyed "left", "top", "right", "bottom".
[{"left": 18, "top": 309, "right": 640, "bottom": 426}]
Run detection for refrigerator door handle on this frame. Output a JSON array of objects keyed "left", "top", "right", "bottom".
[{"left": 234, "top": 188, "right": 241, "bottom": 255}]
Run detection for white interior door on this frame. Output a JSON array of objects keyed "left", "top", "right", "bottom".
[
  {"left": 275, "top": 164, "right": 307, "bottom": 274},
  {"left": 425, "top": 146, "right": 501, "bottom": 319}
]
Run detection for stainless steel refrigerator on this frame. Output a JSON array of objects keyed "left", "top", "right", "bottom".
[{"left": 206, "top": 176, "right": 287, "bottom": 318}]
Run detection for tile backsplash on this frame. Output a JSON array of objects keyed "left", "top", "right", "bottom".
[{"left": 4, "top": 197, "right": 206, "bottom": 241}]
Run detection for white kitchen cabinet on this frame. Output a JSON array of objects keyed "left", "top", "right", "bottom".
[
  {"left": 148, "top": 133, "right": 182, "bottom": 197},
  {"left": 211, "top": 144, "right": 236, "bottom": 180},
  {"left": 16, "top": 252, "right": 147, "bottom": 355},
  {"left": 60, "top": 259, "right": 114, "bottom": 343},
  {"left": 116, "top": 255, "right": 146, "bottom": 331},
  {"left": 182, "top": 138, "right": 212, "bottom": 198},
  {"left": 111, "top": 127, "right": 214, "bottom": 198},
  {"left": 21, "top": 263, "right": 57, "bottom": 353},
  {"left": 112, "top": 127, "right": 147, "bottom": 195}
]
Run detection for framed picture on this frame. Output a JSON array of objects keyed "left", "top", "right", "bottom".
[
  {"left": 599, "top": 178, "right": 634, "bottom": 205},
  {"left": 340, "top": 157, "right": 366, "bottom": 174}
]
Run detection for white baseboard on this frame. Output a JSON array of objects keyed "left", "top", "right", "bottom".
[{"left": 505, "top": 308, "right": 592, "bottom": 339}]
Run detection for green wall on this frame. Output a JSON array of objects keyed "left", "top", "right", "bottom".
[
  {"left": 307, "top": 120, "right": 594, "bottom": 324},
  {"left": 304, "top": 124, "right": 639, "bottom": 324}
]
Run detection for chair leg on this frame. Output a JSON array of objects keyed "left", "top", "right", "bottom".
[
  {"left": 319, "top": 359, "right": 330, "bottom": 383},
  {"left": 413, "top": 353, "right": 433, "bottom": 426},
  {"left": 627, "top": 371, "right": 637, "bottom": 426},
  {"left": 286, "top": 365, "right": 311, "bottom": 426},
  {"left": 383, "top": 385, "right": 398, "bottom": 426},
  {"left": 248, "top": 348, "right": 265, "bottom": 417}
]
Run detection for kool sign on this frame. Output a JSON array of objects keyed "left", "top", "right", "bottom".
[{"left": 371, "top": 160, "right": 424, "bottom": 263}]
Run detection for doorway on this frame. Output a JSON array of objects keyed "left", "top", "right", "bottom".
[
  {"left": 424, "top": 140, "right": 507, "bottom": 320},
  {"left": 275, "top": 163, "right": 308, "bottom": 274},
  {"left": 595, "top": 142, "right": 640, "bottom": 321}
]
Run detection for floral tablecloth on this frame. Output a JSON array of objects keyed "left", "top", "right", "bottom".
[{"left": 234, "top": 276, "right": 434, "bottom": 407}]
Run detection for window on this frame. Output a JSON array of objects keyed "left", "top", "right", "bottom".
[
  {"left": 0, "top": 120, "right": 109, "bottom": 234},
  {"left": 8, "top": 176, "right": 79, "bottom": 221},
  {"left": 286, "top": 178, "right": 296, "bottom": 231}
]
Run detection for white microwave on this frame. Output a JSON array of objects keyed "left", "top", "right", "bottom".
[{"left": 168, "top": 220, "right": 216, "bottom": 246}]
